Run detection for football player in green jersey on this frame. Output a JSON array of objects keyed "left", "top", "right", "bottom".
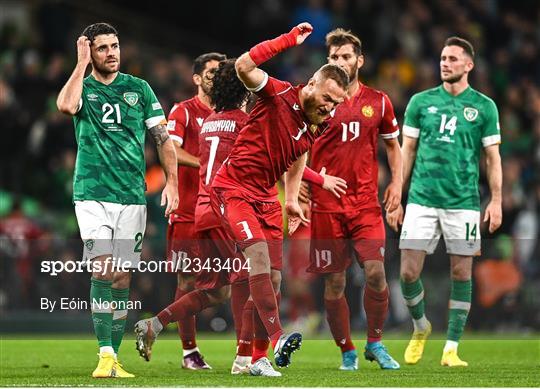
[
  {"left": 387, "top": 37, "right": 502, "bottom": 367},
  {"left": 57, "top": 23, "right": 178, "bottom": 378}
]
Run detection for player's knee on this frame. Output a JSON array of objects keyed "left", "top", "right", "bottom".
[
  {"left": 400, "top": 266, "right": 419, "bottom": 283},
  {"left": 112, "top": 271, "right": 131, "bottom": 289},
  {"left": 451, "top": 267, "right": 471, "bottom": 281},
  {"left": 325, "top": 274, "right": 346, "bottom": 298},
  {"left": 365, "top": 269, "right": 386, "bottom": 291}
]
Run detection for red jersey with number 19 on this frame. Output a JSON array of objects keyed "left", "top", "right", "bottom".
[
  {"left": 310, "top": 83, "right": 400, "bottom": 212},
  {"left": 212, "top": 73, "right": 328, "bottom": 201},
  {"left": 194, "top": 109, "right": 248, "bottom": 232}
]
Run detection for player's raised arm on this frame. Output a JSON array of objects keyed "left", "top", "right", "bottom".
[
  {"left": 149, "top": 124, "right": 179, "bottom": 217},
  {"left": 235, "top": 22, "right": 313, "bottom": 89},
  {"left": 57, "top": 36, "right": 91, "bottom": 115}
]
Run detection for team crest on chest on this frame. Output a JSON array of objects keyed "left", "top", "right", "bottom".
[
  {"left": 123, "top": 92, "right": 139, "bottom": 106},
  {"left": 463, "top": 107, "right": 478, "bottom": 122},
  {"left": 362, "top": 105, "right": 374, "bottom": 118}
]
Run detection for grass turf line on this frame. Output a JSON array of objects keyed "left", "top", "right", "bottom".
[{"left": 0, "top": 335, "right": 538, "bottom": 387}]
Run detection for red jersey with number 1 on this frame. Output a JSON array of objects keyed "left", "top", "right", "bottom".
[
  {"left": 310, "top": 83, "right": 400, "bottom": 212},
  {"left": 195, "top": 109, "right": 248, "bottom": 231},
  {"left": 167, "top": 96, "right": 213, "bottom": 223},
  {"left": 212, "top": 73, "right": 328, "bottom": 201}
]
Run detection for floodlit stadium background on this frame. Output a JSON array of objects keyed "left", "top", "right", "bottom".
[{"left": 1, "top": 0, "right": 539, "bottom": 336}]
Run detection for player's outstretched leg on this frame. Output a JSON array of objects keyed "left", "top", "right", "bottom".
[
  {"left": 134, "top": 316, "right": 162, "bottom": 362},
  {"left": 273, "top": 332, "right": 303, "bottom": 368}
]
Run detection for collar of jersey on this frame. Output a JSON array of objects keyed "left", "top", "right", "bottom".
[
  {"left": 88, "top": 72, "right": 123, "bottom": 86},
  {"left": 439, "top": 84, "right": 472, "bottom": 99}
]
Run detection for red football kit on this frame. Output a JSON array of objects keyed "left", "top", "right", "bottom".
[
  {"left": 307, "top": 83, "right": 400, "bottom": 272},
  {"left": 210, "top": 73, "right": 328, "bottom": 270},
  {"left": 166, "top": 96, "right": 212, "bottom": 266},
  {"left": 194, "top": 109, "right": 250, "bottom": 290}
]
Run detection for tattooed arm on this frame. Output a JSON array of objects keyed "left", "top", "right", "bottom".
[{"left": 149, "top": 123, "right": 179, "bottom": 216}]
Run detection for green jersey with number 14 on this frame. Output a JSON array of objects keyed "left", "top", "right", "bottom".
[
  {"left": 73, "top": 72, "right": 165, "bottom": 204},
  {"left": 403, "top": 85, "right": 500, "bottom": 210}
]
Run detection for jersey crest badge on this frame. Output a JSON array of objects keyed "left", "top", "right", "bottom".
[
  {"left": 196, "top": 117, "right": 204, "bottom": 127},
  {"left": 463, "top": 107, "right": 478, "bottom": 122},
  {"left": 362, "top": 105, "right": 374, "bottom": 118},
  {"left": 123, "top": 92, "right": 139, "bottom": 106}
]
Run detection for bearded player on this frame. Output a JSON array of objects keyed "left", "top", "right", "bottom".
[
  {"left": 307, "top": 28, "right": 402, "bottom": 371},
  {"left": 165, "top": 52, "right": 225, "bottom": 369},
  {"left": 208, "top": 23, "right": 348, "bottom": 374}
]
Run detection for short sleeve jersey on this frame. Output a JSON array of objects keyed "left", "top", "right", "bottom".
[
  {"left": 310, "top": 83, "right": 399, "bottom": 212},
  {"left": 212, "top": 72, "right": 328, "bottom": 202},
  {"left": 166, "top": 96, "right": 213, "bottom": 222},
  {"left": 402, "top": 85, "right": 501, "bottom": 210},
  {"left": 73, "top": 72, "right": 166, "bottom": 204},
  {"left": 195, "top": 109, "right": 248, "bottom": 231}
]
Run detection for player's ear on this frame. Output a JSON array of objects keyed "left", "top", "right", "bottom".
[
  {"left": 357, "top": 54, "right": 364, "bottom": 69},
  {"left": 193, "top": 74, "right": 202, "bottom": 86},
  {"left": 466, "top": 60, "right": 474, "bottom": 72}
]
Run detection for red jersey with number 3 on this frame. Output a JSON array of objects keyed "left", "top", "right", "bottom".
[
  {"left": 167, "top": 96, "right": 213, "bottom": 223},
  {"left": 195, "top": 109, "right": 248, "bottom": 231},
  {"left": 212, "top": 73, "right": 328, "bottom": 201},
  {"left": 310, "top": 83, "right": 400, "bottom": 212}
]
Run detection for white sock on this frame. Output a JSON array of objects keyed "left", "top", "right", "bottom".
[
  {"left": 152, "top": 316, "right": 163, "bottom": 333},
  {"left": 183, "top": 347, "right": 199, "bottom": 357},
  {"left": 234, "top": 355, "right": 251, "bottom": 365},
  {"left": 413, "top": 315, "right": 429, "bottom": 332},
  {"left": 444, "top": 340, "right": 459, "bottom": 353},
  {"left": 114, "top": 353, "right": 118, "bottom": 360},
  {"left": 99, "top": 346, "right": 114, "bottom": 355}
]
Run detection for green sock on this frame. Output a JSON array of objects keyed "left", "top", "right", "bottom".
[
  {"left": 447, "top": 279, "right": 472, "bottom": 342},
  {"left": 111, "top": 288, "right": 130, "bottom": 354},
  {"left": 90, "top": 278, "right": 113, "bottom": 348},
  {"left": 400, "top": 278, "right": 425, "bottom": 320}
]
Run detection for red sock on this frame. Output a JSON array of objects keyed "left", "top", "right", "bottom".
[
  {"left": 249, "top": 273, "right": 282, "bottom": 346},
  {"left": 251, "top": 302, "right": 270, "bottom": 363},
  {"left": 325, "top": 296, "right": 355, "bottom": 352},
  {"left": 173, "top": 287, "right": 198, "bottom": 350},
  {"left": 157, "top": 290, "right": 210, "bottom": 349},
  {"left": 237, "top": 300, "right": 254, "bottom": 357},
  {"left": 364, "top": 285, "right": 389, "bottom": 343},
  {"left": 231, "top": 280, "right": 250, "bottom": 341}
]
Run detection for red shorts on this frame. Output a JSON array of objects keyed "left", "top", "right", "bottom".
[
  {"left": 210, "top": 187, "right": 283, "bottom": 271},
  {"left": 166, "top": 221, "right": 201, "bottom": 273},
  {"left": 307, "top": 207, "right": 385, "bottom": 274},
  {"left": 195, "top": 227, "right": 249, "bottom": 290}
]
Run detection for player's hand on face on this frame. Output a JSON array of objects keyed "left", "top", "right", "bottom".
[
  {"left": 298, "top": 180, "right": 311, "bottom": 203},
  {"left": 385, "top": 204, "right": 404, "bottom": 232},
  {"left": 483, "top": 200, "right": 502, "bottom": 233},
  {"left": 294, "top": 22, "right": 313, "bottom": 45},
  {"left": 77, "top": 36, "right": 91, "bottom": 66},
  {"left": 285, "top": 200, "right": 310, "bottom": 235},
  {"left": 320, "top": 167, "right": 347, "bottom": 199},
  {"left": 383, "top": 180, "right": 402, "bottom": 212},
  {"left": 161, "top": 182, "right": 179, "bottom": 217}
]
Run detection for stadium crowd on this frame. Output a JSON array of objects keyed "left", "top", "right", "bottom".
[{"left": 1, "top": 0, "right": 539, "bottom": 333}]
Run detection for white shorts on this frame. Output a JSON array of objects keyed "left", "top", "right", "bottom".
[
  {"left": 75, "top": 200, "right": 147, "bottom": 267},
  {"left": 399, "top": 203, "right": 481, "bottom": 256}
]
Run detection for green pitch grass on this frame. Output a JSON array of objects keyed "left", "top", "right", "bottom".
[{"left": 1, "top": 333, "right": 538, "bottom": 387}]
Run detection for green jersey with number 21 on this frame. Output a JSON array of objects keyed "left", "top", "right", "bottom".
[
  {"left": 403, "top": 85, "right": 500, "bottom": 211},
  {"left": 73, "top": 73, "right": 165, "bottom": 205}
]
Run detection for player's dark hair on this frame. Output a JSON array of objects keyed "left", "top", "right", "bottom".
[
  {"left": 317, "top": 64, "right": 350, "bottom": 90},
  {"left": 209, "top": 59, "right": 250, "bottom": 112},
  {"left": 444, "top": 36, "right": 475, "bottom": 60},
  {"left": 326, "top": 28, "right": 362, "bottom": 56},
  {"left": 193, "top": 52, "right": 227, "bottom": 75},
  {"left": 81, "top": 22, "right": 118, "bottom": 43}
]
